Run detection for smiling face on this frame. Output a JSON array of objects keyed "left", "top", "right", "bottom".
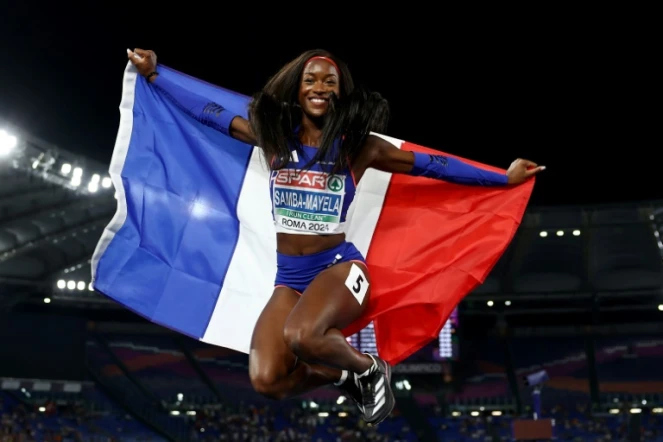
[{"left": 298, "top": 57, "right": 341, "bottom": 119}]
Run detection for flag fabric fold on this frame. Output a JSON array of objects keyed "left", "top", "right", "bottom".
[{"left": 91, "top": 62, "right": 534, "bottom": 365}]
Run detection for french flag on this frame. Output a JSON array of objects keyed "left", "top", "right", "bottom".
[{"left": 92, "top": 62, "right": 533, "bottom": 365}]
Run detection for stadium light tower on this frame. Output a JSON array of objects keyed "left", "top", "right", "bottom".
[
  {"left": 0, "top": 119, "right": 114, "bottom": 196},
  {"left": 0, "top": 129, "right": 18, "bottom": 157}
]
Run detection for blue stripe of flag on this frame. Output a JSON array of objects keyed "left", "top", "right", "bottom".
[{"left": 94, "top": 66, "right": 254, "bottom": 339}]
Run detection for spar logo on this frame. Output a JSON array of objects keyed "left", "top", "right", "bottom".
[
  {"left": 326, "top": 175, "right": 343, "bottom": 192},
  {"left": 274, "top": 170, "right": 344, "bottom": 192}
]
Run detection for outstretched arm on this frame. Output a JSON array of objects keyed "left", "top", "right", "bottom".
[
  {"left": 358, "top": 135, "right": 544, "bottom": 186},
  {"left": 127, "top": 49, "right": 256, "bottom": 145}
]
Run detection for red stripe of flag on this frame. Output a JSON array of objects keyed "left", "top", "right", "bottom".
[{"left": 343, "top": 141, "right": 534, "bottom": 365}]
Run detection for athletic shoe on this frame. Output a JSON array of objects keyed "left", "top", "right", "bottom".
[
  {"left": 337, "top": 371, "right": 364, "bottom": 414},
  {"left": 357, "top": 353, "right": 395, "bottom": 425}
]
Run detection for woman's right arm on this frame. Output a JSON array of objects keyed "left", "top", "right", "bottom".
[{"left": 127, "top": 48, "right": 257, "bottom": 145}]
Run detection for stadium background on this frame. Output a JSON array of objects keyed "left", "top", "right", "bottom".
[
  {"left": 1, "top": 6, "right": 660, "bottom": 442},
  {"left": 1, "top": 120, "right": 661, "bottom": 441}
]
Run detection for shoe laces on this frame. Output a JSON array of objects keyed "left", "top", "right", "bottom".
[{"left": 358, "top": 355, "right": 379, "bottom": 405}]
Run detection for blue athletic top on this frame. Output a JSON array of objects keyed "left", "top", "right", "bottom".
[{"left": 270, "top": 144, "right": 357, "bottom": 235}]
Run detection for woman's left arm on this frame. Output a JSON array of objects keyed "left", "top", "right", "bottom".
[{"left": 356, "top": 135, "right": 544, "bottom": 186}]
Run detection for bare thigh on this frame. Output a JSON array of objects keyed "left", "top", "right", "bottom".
[
  {"left": 248, "top": 287, "right": 299, "bottom": 389},
  {"left": 285, "top": 261, "right": 371, "bottom": 344}
]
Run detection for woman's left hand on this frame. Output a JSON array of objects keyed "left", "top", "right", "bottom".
[{"left": 506, "top": 158, "right": 545, "bottom": 184}]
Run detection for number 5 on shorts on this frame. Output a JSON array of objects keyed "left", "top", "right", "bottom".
[{"left": 345, "top": 263, "right": 369, "bottom": 305}]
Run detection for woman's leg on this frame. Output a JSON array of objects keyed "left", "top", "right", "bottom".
[
  {"left": 282, "top": 262, "right": 373, "bottom": 373},
  {"left": 282, "top": 261, "right": 395, "bottom": 425},
  {"left": 248, "top": 286, "right": 351, "bottom": 400}
]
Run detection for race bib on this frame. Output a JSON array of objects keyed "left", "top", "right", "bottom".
[{"left": 272, "top": 169, "right": 346, "bottom": 234}]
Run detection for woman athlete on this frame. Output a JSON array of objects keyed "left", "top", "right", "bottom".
[{"left": 127, "top": 48, "right": 543, "bottom": 425}]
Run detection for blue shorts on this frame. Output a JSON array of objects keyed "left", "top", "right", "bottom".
[{"left": 274, "top": 241, "right": 366, "bottom": 294}]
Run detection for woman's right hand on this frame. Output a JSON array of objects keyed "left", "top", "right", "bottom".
[{"left": 127, "top": 48, "right": 158, "bottom": 80}]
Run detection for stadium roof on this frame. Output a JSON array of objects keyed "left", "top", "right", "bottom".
[
  {"left": 1, "top": 122, "right": 662, "bottom": 328},
  {"left": 0, "top": 121, "right": 115, "bottom": 310}
]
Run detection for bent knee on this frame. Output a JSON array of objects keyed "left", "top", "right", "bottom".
[
  {"left": 249, "top": 353, "right": 296, "bottom": 401},
  {"left": 250, "top": 370, "right": 289, "bottom": 401}
]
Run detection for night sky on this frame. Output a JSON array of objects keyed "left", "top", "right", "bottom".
[{"left": 1, "top": 6, "right": 656, "bottom": 207}]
